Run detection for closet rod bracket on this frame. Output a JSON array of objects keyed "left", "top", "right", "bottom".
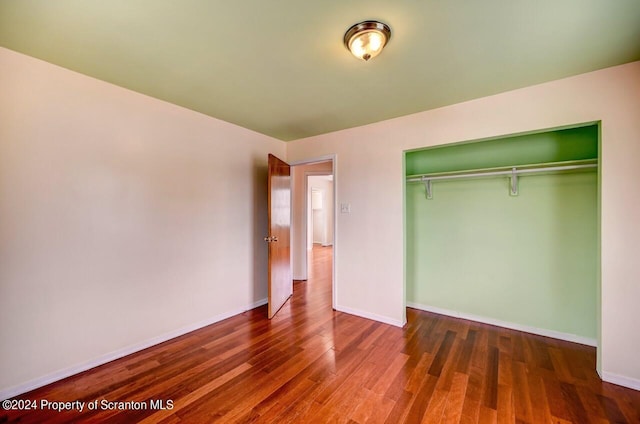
[
  {"left": 422, "top": 178, "right": 433, "bottom": 200},
  {"left": 510, "top": 167, "right": 519, "bottom": 196}
]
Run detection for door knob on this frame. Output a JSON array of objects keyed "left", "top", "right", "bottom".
[{"left": 263, "top": 236, "right": 279, "bottom": 242}]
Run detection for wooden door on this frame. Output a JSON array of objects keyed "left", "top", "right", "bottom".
[{"left": 266, "top": 154, "right": 292, "bottom": 318}]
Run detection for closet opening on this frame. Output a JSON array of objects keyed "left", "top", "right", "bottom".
[{"left": 404, "top": 122, "right": 600, "bottom": 357}]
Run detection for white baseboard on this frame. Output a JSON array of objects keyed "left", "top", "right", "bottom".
[
  {"left": 406, "top": 302, "right": 597, "bottom": 347},
  {"left": 248, "top": 298, "right": 268, "bottom": 309},
  {"left": 335, "top": 305, "right": 406, "bottom": 328},
  {"left": 602, "top": 372, "right": 640, "bottom": 391},
  {"left": 0, "top": 298, "right": 268, "bottom": 401}
]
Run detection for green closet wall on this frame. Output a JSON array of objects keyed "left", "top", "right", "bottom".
[{"left": 405, "top": 125, "right": 598, "bottom": 340}]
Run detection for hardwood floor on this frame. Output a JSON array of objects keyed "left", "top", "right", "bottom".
[{"left": 3, "top": 245, "right": 639, "bottom": 423}]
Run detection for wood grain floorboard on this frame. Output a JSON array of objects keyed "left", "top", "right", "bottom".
[{"left": 2, "top": 245, "right": 639, "bottom": 423}]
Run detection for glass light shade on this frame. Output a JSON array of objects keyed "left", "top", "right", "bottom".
[{"left": 344, "top": 21, "right": 391, "bottom": 61}]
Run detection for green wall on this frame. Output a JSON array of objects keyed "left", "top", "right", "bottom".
[
  {"left": 405, "top": 125, "right": 598, "bottom": 339},
  {"left": 406, "top": 125, "right": 598, "bottom": 175}
]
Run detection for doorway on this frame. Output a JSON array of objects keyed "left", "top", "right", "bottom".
[
  {"left": 290, "top": 157, "right": 336, "bottom": 309},
  {"left": 309, "top": 176, "right": 334, "bottom": 249}
]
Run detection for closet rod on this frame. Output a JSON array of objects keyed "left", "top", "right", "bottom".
[{"left": 406, "top": 163, "right": 597, "bottom": 183}]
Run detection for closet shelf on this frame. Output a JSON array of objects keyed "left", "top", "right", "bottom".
[{"left": 406, "top": 159, "right": 598, "bottom": 199}]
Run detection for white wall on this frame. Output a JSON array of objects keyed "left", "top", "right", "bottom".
[
  {"left": 0, "top": 47, "right": 286, "bottom": 398},
  {"left": 287, "top": 61, "right": 640, "bottom": 389}
]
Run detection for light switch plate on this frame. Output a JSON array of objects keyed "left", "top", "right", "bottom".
[{"left": 340, "top": 203, "right": 351, "bottom": 213}]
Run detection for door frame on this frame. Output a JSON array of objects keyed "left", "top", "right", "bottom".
[{"left": 290, "top": 154, "right": 337, "bottom": 310}]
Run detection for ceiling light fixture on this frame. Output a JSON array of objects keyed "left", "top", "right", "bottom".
[{"left": 344, "top": 20, "right": 391, "bottom": 62}]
